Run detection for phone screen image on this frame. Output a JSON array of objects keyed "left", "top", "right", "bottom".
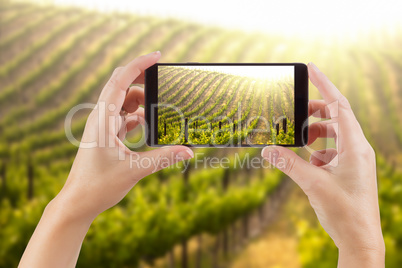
[{"left": 156, "top": 65, "right": 295, "bottom": 146}]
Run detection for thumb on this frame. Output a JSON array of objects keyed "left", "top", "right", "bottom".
[
  {"left": 261, "top": 146, "right": 325, "bottom": 192},
  {"left": 131, "top": 146, "right": 194, "bottom": 178}
]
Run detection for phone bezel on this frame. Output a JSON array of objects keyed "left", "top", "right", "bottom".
[{"left": 145, "top": 63, "right": 308, "bottom": 148}]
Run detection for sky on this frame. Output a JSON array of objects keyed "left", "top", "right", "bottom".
[{"left": 51, "top": 0, "right": 402, "bottom": 37}]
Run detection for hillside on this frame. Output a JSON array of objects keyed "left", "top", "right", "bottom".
[{"left": 0, "top": 1, "right": 402, "bottom": 267}]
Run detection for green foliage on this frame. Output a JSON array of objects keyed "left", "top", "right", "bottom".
[
  {"left": 297, "top": 156, "right": 402, "bottom": 267},
  {"left": 0, "top": 198, "right": 48, "bottom": 267},
  {"left": 0, "top": 1, "right": 401, "bottom": 267},
  {"left": 158, "top": 67, "right": 295, "bottom": 145}
]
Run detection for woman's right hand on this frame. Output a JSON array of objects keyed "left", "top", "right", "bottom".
[{"left": 262, "top": 62, "right": 385, "bottom": 267}]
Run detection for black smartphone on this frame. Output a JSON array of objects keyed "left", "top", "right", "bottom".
[{"left": 145, "top": 63, "right": 308, "bottom": 147}]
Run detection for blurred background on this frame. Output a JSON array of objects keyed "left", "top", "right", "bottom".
[{"left": 0, "top": 0, "right": 401, "bottom": 267}]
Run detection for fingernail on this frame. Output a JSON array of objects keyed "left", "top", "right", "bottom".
[
  {"left": 309, "top": 62, "right": 319, "bottom": 72},
  {"left": 261, "top": 146, "right": 279, "bottom": 165},
  {"left": 147, "top": 51, "right": 161, "bottom": 57},
  {"left": 176, "top": 148, "right": 194, "bottom": 160}
]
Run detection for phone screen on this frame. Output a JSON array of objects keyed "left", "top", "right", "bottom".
[{"left": 155, "top": 64, "right": 296, "bottom": 146}]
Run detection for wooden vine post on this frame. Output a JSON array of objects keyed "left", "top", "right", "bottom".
[
  {"left": 27, "top": 156, "right": 34, "bottom": 200},
  {"left": 181, "top": 161, "right": 191, "bottom": 268},
  {"left": 0, "top": 160, "right": 6, "bottom": 192},
  {"left": 222, "top": 168, "right": 230, "bottom": 259},
  {"left": 283, "top": 118, "right": 287, "bottom": 134},
  {"left": 184, "top": 118, "right": 188, "bottom": 143}
]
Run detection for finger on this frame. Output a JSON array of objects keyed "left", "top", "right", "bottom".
[
  {"left": 125, "top": 108, "right": 145, "bottom": 133},
  {"left": 98, "top": 51, "right": 161, "bottom": 115},
  {"left": 117, "top": 108, "right": 145, "bottom": 140},
  {"left": 308, "top": 99, "right": 331, "bottom": 118},
  {"left": 122, "top": 86, "right": 144, "bottom": 113},
  {"left": 261, "top": 146, "right": 327, "bottom": 194},
  {"left": 308, "top": 62, "right": 365, "bottom": 153},
  {"left": 308, "top": 120, "right": 338, "bottom": 145},
  {"left": 124, "top": 51, "right": 161, "bottom": 85},
  {"left": 309, "top": 148, "right": 338, "bottom": 167},
  {"left": 308, "top": 62, "right": 351, "bottom": 110},
  {"left": 131, "top": 146, "right": 194, "bottom": 178},
  {"left": 96, "top": 66, "right": 124, "bottom": 104}
]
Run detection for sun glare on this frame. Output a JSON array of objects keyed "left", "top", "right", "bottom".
[
  {"left": 179, "top": 65, "right": 293, "bottom": 80},
  {"left": 51, "top": 0, "right": 402, "bottom": 37}
]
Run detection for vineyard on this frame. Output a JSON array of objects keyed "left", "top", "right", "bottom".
[
  {"left": 157, "top": 66, "right": 295, "bottom": 146},
  {"left": 0, "top": 1, "right": 402, "bottom": 268}
]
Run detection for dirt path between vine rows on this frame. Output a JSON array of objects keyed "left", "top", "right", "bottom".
[{"left": 229, "top": 181, "right": 317, "bottom": 268}]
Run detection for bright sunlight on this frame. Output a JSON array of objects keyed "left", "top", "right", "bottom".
[
  {"left": 52, "top": 0, "right": 402, "bottom": 37},
  {"left": 178, "top": 65, "right": 294, "bottom": 80}
]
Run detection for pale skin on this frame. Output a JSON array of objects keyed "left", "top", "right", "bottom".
[
  {"left": 19, "top": 53, "right": 384, "bottom": 267},
  {"left": 262, "top": 63, "right": 385, "bottom": 267}
]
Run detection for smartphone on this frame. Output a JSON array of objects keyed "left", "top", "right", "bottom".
[{"left": 145, "top": 63, "right": 308, "bottom": 147}]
